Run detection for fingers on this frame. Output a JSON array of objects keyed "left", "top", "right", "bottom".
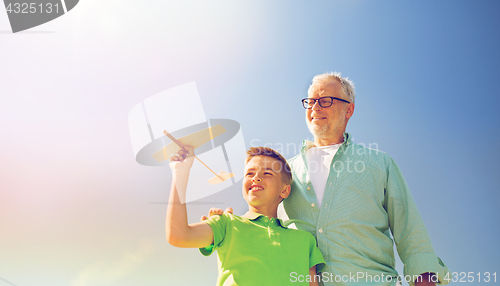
[
  {"left": 184, "top": 145, "right": 195, "bottom": 158},
  {"left": 169, "top": 154, "right": 181, "bottom": 161},
  {"left": 177, "top": 149, "right": 188, "bottom": 161},
  {"left": 170, "top": 146, "right": 194, "bottom": 162},
  {"left": 200, "top": 215, "right": 208, "bottom": 221},
  {"left": 207, "top": 207, "right": 233, "bottom": 218},
  {"left": 209, "top": 208, "right": 224, "bottom": 217}
]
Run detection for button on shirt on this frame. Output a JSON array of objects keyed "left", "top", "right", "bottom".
[{"left": 280, "top": 133, "right": 450, "bottom": 286}]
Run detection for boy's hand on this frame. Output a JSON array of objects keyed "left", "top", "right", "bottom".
[
  {"left": 201, "top": 207, "right": 233, "bottom": 221},
  {"left": 169, "top": 145, "right": 195, "bottom": 173}
]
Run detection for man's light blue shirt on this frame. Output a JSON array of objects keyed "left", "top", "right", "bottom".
[{"left": 280, "top": 133, "right": 449, "bottom": 286}]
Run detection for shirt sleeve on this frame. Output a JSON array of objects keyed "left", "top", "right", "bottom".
[
  {"left": 385, "top": 157, "right": 450, "bottom": 285},
  {"left": 307, "top": 232, "right": 326, "bottom": 273},
  {"left": 198, "top": 213, "right": 228, "bottom": 256}
]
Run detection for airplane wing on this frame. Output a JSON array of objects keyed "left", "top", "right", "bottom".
[
  {"left": 152, "top": 124, "right": 226, "bottom": 162},
  {"left": 207, "top": 171, "right": 235, "bottom": 185}
]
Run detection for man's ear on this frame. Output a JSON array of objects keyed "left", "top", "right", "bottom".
[
  {"left": 281, "top": 184, "right": 291, "bottom": 199},
  {"left": 346, "top": 103, "right": 355, "bottom": 119}
]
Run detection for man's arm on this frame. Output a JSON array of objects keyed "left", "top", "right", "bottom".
[
  {"left": 385, "top": 157, "right": 449, "bottom": 285},
  {"left": 165, "top": 146, "right": 214, "bottom": 248}
]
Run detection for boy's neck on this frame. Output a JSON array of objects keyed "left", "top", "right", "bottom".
[{"left": 248, "top": 205, "right": 278, "bottom": 219}]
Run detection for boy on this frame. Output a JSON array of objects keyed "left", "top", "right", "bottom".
[{"left": 166, "top": 146, "right": 325, "bottom": 285}]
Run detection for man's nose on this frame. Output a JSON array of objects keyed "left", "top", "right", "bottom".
[{"left": 312, "top": 100, "right": 322, "bottom": 110}]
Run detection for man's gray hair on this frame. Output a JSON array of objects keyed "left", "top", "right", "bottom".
[{"left": 308, "top": 72, "right": 356, "bottom": 103}]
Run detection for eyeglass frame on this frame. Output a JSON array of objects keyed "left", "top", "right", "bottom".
[{"left": 301, "top": 96, "right": 351, "bottom": 109}]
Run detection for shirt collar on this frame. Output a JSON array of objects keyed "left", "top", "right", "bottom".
[
  {"left": 241, "top": 211, "right": 262, "bottom": 220},
  {"left": 241, "top": 211, "right": 286, "bottom": 228},
  {"left": 302, "top": 132, "right": 352, "bottom": 152}
]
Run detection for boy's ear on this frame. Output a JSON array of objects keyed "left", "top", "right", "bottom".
[{"left": 281, "top": 185, "right": 291, "bottom": 199}]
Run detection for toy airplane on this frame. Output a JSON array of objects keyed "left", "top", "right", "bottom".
[{"left": 153, "top": 125, "right": 235, "bottom": 185}]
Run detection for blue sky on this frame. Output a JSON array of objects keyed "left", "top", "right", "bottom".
[{"left": 0, "top": 0, "right": 499, "bottom": 285}]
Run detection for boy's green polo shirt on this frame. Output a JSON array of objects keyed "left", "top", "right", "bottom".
[{"left": 200, "top": 212, "right": 326, "bottom": 285}]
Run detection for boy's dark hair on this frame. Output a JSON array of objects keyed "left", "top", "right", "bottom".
[{"left": 245, "top": 147, "right": 292, "bottom": 185}]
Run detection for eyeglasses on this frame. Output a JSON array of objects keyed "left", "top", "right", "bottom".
[{"left": 301, "top": 96, "right": 350, "bottom": 109}]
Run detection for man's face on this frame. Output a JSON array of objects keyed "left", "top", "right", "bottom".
[
  {"left": 306, "top": 79, "right": 353, "bottom": 139},
  {"left": 242, "top": 156, "right": 289, "bottom": 208}
]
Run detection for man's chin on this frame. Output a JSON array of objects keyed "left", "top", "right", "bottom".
[{"left": 307, "top": 125, "right": 328, "bottom": 137}]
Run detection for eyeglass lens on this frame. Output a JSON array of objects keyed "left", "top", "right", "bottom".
[{"left": 304, "top": 97, "right": 333, "bottom": 108}]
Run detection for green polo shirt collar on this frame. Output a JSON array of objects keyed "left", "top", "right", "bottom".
[{"left": 241, "top": 211, "right": 286, "bottom": 228}]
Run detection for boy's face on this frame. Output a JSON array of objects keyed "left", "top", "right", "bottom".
[{"left": 242, "top": 156, "right": 290, "bottom": 208}]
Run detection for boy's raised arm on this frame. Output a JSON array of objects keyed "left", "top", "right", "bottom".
[{"left": 165, "top": 146, "right": 214, "bottom": 248}]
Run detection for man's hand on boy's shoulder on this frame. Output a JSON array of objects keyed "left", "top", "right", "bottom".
[{"left": 201, "top": 207, "right": 233, "bottom": 221}]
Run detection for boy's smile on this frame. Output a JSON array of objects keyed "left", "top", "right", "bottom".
[{"left": 249, "top": 184, "right": 264, "bottom": 192}]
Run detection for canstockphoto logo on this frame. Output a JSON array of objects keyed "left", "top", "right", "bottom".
[{"left": 3, "top": 0, "right": 79, "bottom": 33}]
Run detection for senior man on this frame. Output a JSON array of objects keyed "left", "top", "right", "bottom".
[
  {"left": 206, "top": 73, "right": 449, "bottom": 286},
  {"left": 278, "top": 72, "right": 449, "bottom": 286}
]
